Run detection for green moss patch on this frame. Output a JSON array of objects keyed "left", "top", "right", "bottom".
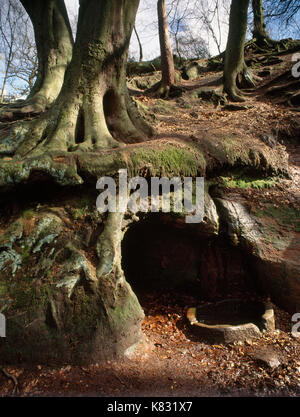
[
  {"left": 22, "top": 208, "right": 36, "bottom": 220},
  {"left": 153, "top": 99, "right": 174, "bottom": 115},
  {"left": 217, "top": 169, "right": 280, "bottom": 189},
  {"left": 130, "top": 145, "right": 205, "bottom": 177},
  {"left": 0, "top": 282, "right": 7, "bottom": 298},
  {"left": 254, "top": 205, "right": 300, "bottom": 232},
  {"left": 70, "top": 195, "right": 96, "bottom": 220},
  {"left": 7, "top": 274, "right": 50, "bottom": 311}
]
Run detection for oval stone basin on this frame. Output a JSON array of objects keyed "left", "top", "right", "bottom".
[{"left": 187, "top": 299, "right": 275, "bottom": 344}]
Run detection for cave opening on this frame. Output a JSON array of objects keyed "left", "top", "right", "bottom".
[{"left": 121, "top": 214, "right": 261, "bottom": 314}]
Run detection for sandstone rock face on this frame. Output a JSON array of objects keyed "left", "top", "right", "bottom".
[
  {"left": 0, "top": 207, "right": 144, "bottom": 364},
  {"left": 182, "top": 60, "right": 210, "bottom": 80},
  {"left": 250, "top": 348, "right": 281, "bottom": 369},
  {"left": 214, "top": 199, "right": 300, "bottom": 313},
  {"left": 128, "top": 72, "right": 162, "bottom": 91},
  {"left": 0, "top": 180, "right": 298, "bottom": 363}
]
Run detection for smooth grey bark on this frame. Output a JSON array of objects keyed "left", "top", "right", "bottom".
[
  {"left": 9, "top": 0, "right": 153, "bottom": 157},
  {"left": 95, "top": 210, "right": 144, "bottom": 360},
  {"left": 224, "top": 0, "right": 251, "bottom": 102},
  {"left": 252, "top": 0, "right": 271, "bottom": 44},
  {"left": 157, "top": 0, "right": 175, "bottom": 96},
  {"left": 4, "top": 0, "right": 74, "bottom": 114}
]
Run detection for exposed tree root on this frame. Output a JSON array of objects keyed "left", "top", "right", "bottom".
[
  {"left": 0, "top": 367, "right": 19, "bottom": 395},
  {"left": 288, "top": 91, "right": 300, "bottom": 107},
  {"left": 263, "top": 70, "right": 300, "bottom": 108},
  {"left": 245, "top": 38, "right": 300, "bottom": 57},
  {"left": 224, "top": 62, "right": 262, "bottom": 102},
  {"left": 225, "top": 88, "right": 246, "bottom": 103},
  {"left": 267, "top": 81, "right": 299, "bottom": 96},
  {"left": 0, "top": 0, "right": 157, "bottom": 158},
  {"left": 277, "top": 89, "right": 300, "bottom": 107},
  {"left": 0, "top": 0, "right": 73, "bottom": 122},
  {"left": 0, "top": 95, "right": 50, "bottom": 121},
  {"left": 0, "top": 88, "right": 155, "bottom": 158},
  {"left": 146, "top": 81, "right": 183, "bottom": 99}
]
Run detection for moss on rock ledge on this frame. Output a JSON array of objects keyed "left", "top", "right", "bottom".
[
  {"left": 0, "top": 132, "right": 289, "bottom": 192},
  {"left": 0, "top": 128, "right": 294, "bottom": 364}
]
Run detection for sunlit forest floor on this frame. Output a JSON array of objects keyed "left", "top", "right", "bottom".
[{"left": 0, "top": 291, "right": 299, "bottom": 397}]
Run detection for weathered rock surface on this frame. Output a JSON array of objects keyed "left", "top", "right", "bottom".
[
  {"left": 250, "top": 348, "right": 281, "bottom": 369},
  {"left": 128, "top": 72, "right": 161, "bottom": 91},
  {"left": 0, "top": 206, "right": 144, "bottom": 364},
  {"left": 0, "top": 126, "right": 296, "bottom": 364},
  {"left": 214, "top": 198, "right": 300, "bottom": 312},
  {"left": 182, "top": 60, "right": 210, "bottom": 80}
]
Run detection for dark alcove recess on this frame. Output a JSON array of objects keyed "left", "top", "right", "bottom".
[{"left": 121, "top": 214, "right": 260, "bottom": 309}]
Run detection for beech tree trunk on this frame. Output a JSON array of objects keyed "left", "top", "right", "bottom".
[
  {"left": 8, "top": 0, "right": 73, "bottom": 113},
  {"left": 157, "top": 0, "right": 175, "bottom": 96},
  {"left": 8, "top": 0, "right": 153, "bottom": 157},
  {"left": 224, "top": 0, "right": 251, "bottom": 102},
  {"left": 252, "top": 0, "right": 270, "bottom": 44}
]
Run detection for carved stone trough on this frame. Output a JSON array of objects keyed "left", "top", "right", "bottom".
[{"left": 187, "top": 299, "right": 275, "bottom": 344}]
